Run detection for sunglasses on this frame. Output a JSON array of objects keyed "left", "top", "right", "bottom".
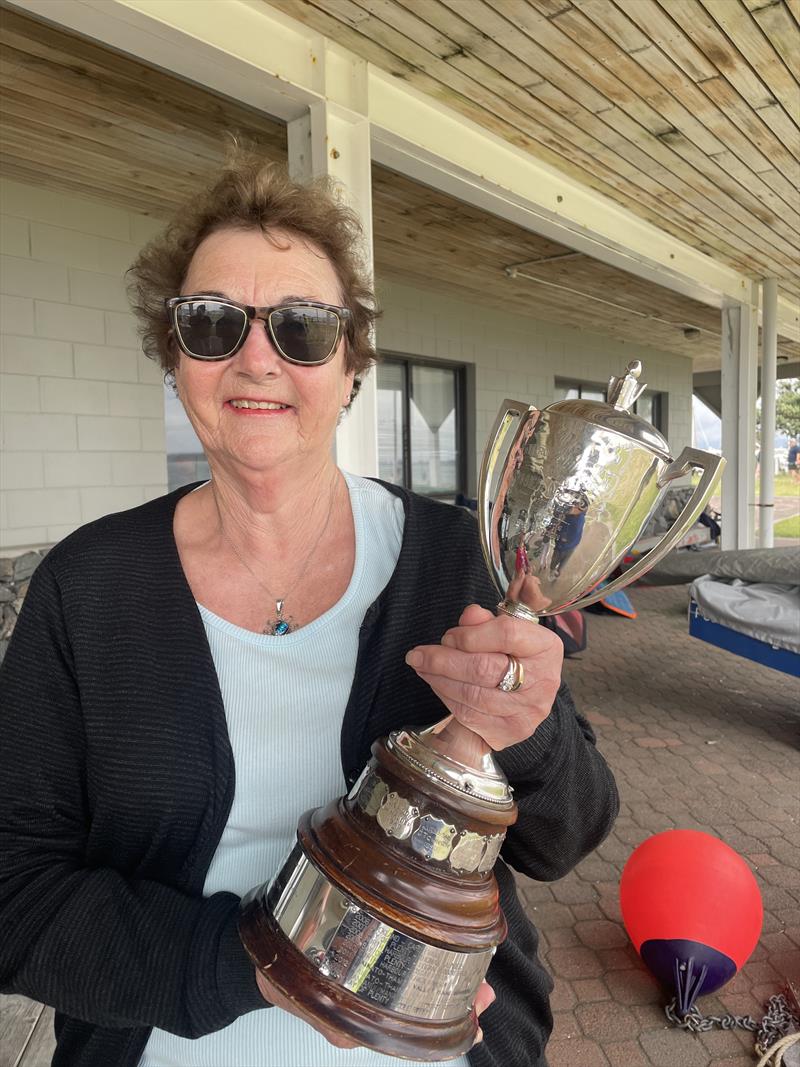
[{"left": 165, "top": 295, "right": 352, "bottom": 365}]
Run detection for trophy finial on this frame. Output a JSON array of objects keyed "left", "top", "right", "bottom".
[{"left": 607, "top": 361, "right": 647, "bottom": 411}]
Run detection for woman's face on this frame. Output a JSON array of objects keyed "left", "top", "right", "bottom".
[{"left": 174, "top": 227, "right": 355, "bottom": 476}]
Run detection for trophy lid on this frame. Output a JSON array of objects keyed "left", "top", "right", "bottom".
[
  {"left": 388, "top": 723, "right": 514, "bottom": 808},
  {"left": 549, "top": 360, "right": 671, "bottom": 461}
]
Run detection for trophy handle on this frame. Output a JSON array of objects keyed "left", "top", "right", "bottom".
[
  {"left": 478, "top": 399, "right": 539, "bottom": 599},
  {"left": 567, "top": 447, "right": 726, "bottom": 611}
]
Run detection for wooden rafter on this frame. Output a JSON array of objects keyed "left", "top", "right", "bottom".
[{"left": 1, "top": 6, "right": 798, "bottom": 372}]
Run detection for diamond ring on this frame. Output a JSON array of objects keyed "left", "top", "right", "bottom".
[{"left": 496, "top": 655, "right": 524, "bottom": 693}]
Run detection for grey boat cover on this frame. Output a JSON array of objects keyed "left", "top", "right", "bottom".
[
  {"left": 645, "top": 546, "right": 800, "bottom": 586},
  {"left": 690, "top": 573, "right": 800, "bottom": 654}
]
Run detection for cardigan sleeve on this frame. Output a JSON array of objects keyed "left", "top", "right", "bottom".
[
  {"left": 496, "top": 681, "right": 619, "bottom": 882},
  {"left": 0, "top": 559, "right": 266, "bottom": 1037}
]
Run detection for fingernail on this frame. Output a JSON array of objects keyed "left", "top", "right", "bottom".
[
  {"left": 405, "top": 650, "right": 422, "bottom": 668},
  {"left": 441, "top": 633, "right": 455, "bottom": 647}
]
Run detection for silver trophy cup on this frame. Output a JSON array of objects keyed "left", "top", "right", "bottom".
[
  {"left": 239, "top": 361, "right": 725, "bottom": 1058},
  {"left": 480, "top": 361, "right": 725, "bottom": 621}
]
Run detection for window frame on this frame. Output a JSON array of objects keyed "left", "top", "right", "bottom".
[
  {"left": 377, "top": 352, "right": 469, "bottom": 502},
  {"left": 554, "top": 376, "right": 666, "bottom": 433},
  {"left": 554, "top": 377, "right": 608, "bottom": 404}
]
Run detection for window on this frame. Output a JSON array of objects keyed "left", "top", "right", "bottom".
[
  {"left": 633, "top": 390, "right": 664, "bottom": 433},
  {"left": 164, "top": 359, "right": 469, "bottom": 496},
  {"left": 377, "top": 356, "right": 467, "bottom": 501},
  {"left": 554, "top": 379, "right": 607, "bottom": 403},
  {"left": 164, "top": 385, "right": 209, "bottom": 492},
  {"left": 555, "top": 377, "right": 665, "bottom": 432}
]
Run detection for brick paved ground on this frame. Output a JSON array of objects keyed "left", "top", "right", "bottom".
[{"left": 516, "top": 583, "right": 800, "bottom": 1067}]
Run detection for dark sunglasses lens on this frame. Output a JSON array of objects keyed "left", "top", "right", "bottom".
[
  {"left": 175, "top": 301, "right": 246, "bottom": 358},
  {"left": 270, "top": 306, "right": 340, "bottom": 364}
]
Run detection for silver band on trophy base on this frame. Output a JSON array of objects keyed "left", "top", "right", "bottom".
[{"left": 250, "top": 842, "right": 494, "bottom": 1022}]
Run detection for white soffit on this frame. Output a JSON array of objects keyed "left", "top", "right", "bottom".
[{"left": 8, "top": 0, "right": 799, "bottom": 343}]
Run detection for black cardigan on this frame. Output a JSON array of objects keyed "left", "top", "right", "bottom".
[{"left": 0, "top": 482, "right": 618, "bottom": 1067}]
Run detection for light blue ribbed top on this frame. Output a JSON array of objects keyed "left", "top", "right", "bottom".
[{"left": 139, "top": 474, "right": 469, "bottom": 1067}]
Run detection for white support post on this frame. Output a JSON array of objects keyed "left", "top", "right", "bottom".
[
  {"left": 286, "top": 46, "right": 378, "bottom": 477},
  {"left": 720, "top": 308, "right": 738, "bottom": 550},
  {"left": 743, "top": 301, "right": 758, "bottom": 549},
  {"left": 720, "top": 289, "right": 759, "bottom": 550},
  {"left": 759, "top": 279, "right": 778, "bottom": 548}
]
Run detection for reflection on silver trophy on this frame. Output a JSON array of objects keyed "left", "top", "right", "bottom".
[{"left": 480, "top": 360, "right": 725, "bottom": 620}]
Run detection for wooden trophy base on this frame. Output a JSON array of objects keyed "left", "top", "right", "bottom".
[{"left": 239, "top": 724, "right": 517, "bottom": 1060}]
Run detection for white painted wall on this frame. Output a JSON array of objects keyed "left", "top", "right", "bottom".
[
  {"left": 0, "top": 179, "right": 168, "bottom": 552},
  {"left": 376, "top": 279, "right": 693, "bottom": 488}
]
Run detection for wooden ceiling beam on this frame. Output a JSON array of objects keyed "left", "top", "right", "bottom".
[
  {"left": 3, "top": 0, "right": 799, "bottom": 345},
  {"left": 353, "top": 0, "right": 800, "bottom": 276}
]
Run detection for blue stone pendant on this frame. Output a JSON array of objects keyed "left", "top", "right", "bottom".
[{"left": 268, "top": 599, "right": 292, "bottom": 636}]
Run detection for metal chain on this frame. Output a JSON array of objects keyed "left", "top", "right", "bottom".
[
  {"left": 211, "top": 473, "right": 338, "bottom": 626},
  {"left": 664, "top": 997, "right": 759, "bottom": 1033},
  {"left": 755, "top": 993, "right": 800, "bottom": 1057},
  {"left": 665, "top": 989, "right": 800, "bottom": 1065}
]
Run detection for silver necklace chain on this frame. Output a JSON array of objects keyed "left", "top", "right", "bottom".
[{"left": 211, "top": 476, "right": 339, "bottom": 635}]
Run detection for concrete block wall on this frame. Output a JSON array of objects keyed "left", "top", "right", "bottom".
[
  {"left": 0, "top": 179, "right": 168, "bottom": 552},
  {"left": 375, "top": 279, "right": 693, "bottom": 491}
]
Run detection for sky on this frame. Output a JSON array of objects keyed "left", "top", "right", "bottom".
[
  {"left": 692, "top": 396, "right": 721, "bottom": 451},
  {"left": 692, "top": 391, "right": 794, "bottom": 453}
]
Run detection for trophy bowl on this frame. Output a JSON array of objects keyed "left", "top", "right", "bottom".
[
  {"left": 481, "top": 361, "right": 725, "bottom": 623},
  {"left": 239, "top": 361, "right": 725, "bottom": 1059}
]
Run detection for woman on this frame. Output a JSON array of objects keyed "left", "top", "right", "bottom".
[{"left": 0, "top": 157, "right": 618, "bottom": 1067}]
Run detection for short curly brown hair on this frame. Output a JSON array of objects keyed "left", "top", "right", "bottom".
[{"left": 127, "top": 152, "right": 378, "bottom": 397}]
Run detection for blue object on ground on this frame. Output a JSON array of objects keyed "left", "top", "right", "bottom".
[
  {"left": 689, "top": 599, "right": 800, "bottom": 678},
  {"left": 586, "top": 580, "right": 637, "bottom": 619}
]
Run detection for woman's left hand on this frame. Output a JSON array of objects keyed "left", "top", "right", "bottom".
[
  {"left": 472, "top": 981, "right": 496, "bottom": 1045},
  {"left": 405, "top": 604, "right": 563, "bottom": 751}
]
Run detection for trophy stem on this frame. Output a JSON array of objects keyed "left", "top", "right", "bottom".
[
  {"left": 418, "top": 716, "right": 492, "bottom": 765},
  {"left": 497, "top": 598, "right": 542, "bottom": 624}
]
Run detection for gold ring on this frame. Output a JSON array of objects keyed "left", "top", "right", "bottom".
[{"left": 496, "top": 655, "right": 524, "bottom": 693}]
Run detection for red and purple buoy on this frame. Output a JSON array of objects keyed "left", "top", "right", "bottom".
[{"left": 620, "top": 830, "right": 763, "bottom": 1015}]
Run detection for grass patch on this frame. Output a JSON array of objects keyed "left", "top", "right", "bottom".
[
  {"left": 756, "top": 472, "right": 800, "bottom": 498},
  {"left": 774, "top": 514, "right": 800, "bottom": 538},
  {"left": 692, "top": 471, "right": 800, "bottom": 498}
]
